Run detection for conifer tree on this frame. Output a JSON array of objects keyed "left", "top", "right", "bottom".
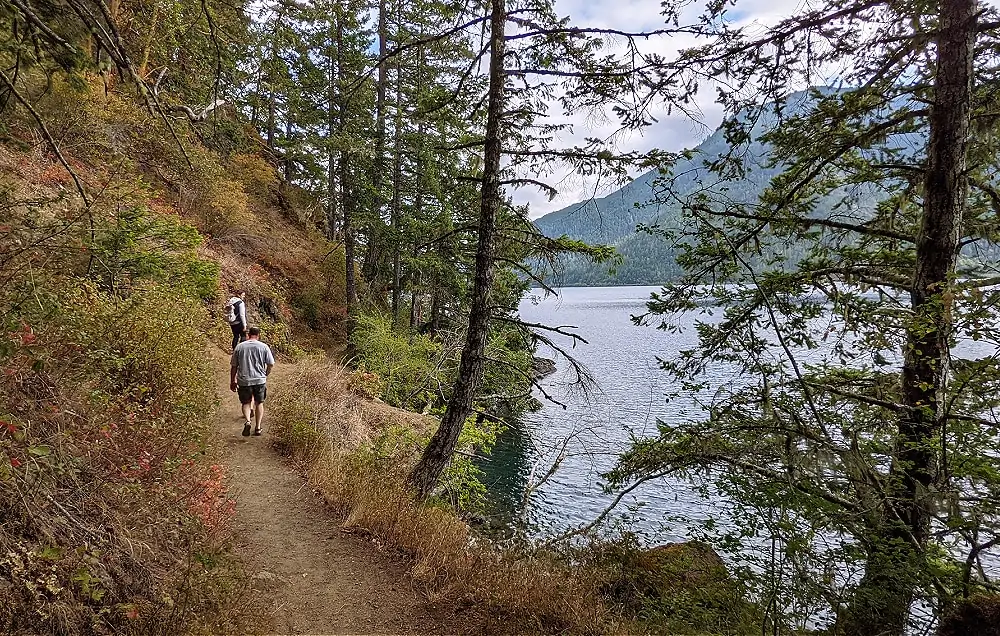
[{"left": 607, "top": 0, "right": 1000, "bottom": 632}]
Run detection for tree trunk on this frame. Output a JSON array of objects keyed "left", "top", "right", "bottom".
[
  {"left": 408, "top": 0, "right": 506, "bottom": 500},
  {"left": 390, "top": 44, "right": 404, "bottom": 324},
  {"left": 342, "top": 148, "right": 357, "bottom": 359},
  {"left": 409, "top": 289, "right": 419, "bottom": 330},
  {"left": 361, "top": 0, "right": 390, "bottom": 294},
  {"left": 284, "top": 116, "right": 294, "bottom": 182},
  {"left": 337, "top": 9, "right": 358, "bottom": 360},
  {"left": 841, "top": 0, "right": 975, "bottom": 633},
  {"left": 137, "top": 4, "right": 160, "bottom": 78},
  {"left": 266, "top": 83, "right": 276, "bottom": 150},
  {"left": 325, "top": 30, "right": 338, "bottom": 239},
  {"left": 429, "top": 283, "right": 441, "bottom": 334}
]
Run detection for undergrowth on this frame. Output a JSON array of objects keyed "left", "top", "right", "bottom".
[
  {"left": 0, "top": 75, "right": 286, "bottom": 635},
  {"left": 268, "top": 359, "right": 763, "bottom": 635},
  {"left": 268, "top": 359, "right": 614, "bottom": 634}
]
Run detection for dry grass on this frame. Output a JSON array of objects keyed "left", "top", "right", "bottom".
[{"left": 269, "top": 359, "right": 617, "bottom": 635}]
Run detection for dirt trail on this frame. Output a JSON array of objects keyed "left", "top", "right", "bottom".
[{"left": 208, "top": 347, "right": 449, "bottom": 635}]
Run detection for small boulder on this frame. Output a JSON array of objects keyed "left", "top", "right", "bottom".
[
  {"left": 938, "top": 595, "right": 1000, "bottom": 636},
  {"left": 531, "top": 356, "right": 557, "bottom": 380},
  {"left": 601, "top": 540, "right": 753, "bottom": 632}
]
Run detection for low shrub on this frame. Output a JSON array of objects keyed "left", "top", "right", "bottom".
[
  {"left": 268, "top": 359, "right": 613, "bottom": 634},
  {"left": 349, "top": 311, "right": 449, "bottom": 410},
  {"left": 938, "top": 595, "right": 1000, "bottom": 636},
  {"left": 182, "top": 176, "right": 256, "bottom": 240},
  {"left": 0, "top": 283, "right": 264, "bottom": 635}
]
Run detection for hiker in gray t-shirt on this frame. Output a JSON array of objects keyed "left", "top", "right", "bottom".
[{"left": 230, "top": 326, "right": 275, "bottom": 437}]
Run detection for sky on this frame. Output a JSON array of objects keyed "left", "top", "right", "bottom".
[{"left": 513, "top": 0, "right": 814, "bottom": 219}]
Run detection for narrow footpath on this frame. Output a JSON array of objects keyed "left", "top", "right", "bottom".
[{"left": 208, "top": 347, "right": 450, "bottom": 634}]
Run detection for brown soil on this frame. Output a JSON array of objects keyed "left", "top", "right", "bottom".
[{"left": 208, "top": 347, "right": 455, "bottom": 634}]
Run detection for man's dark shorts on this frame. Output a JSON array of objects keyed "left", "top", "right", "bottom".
[{"left": 237, "top": 383, "right": 267, "bottom": 405}]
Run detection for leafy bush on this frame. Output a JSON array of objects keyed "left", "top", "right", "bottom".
[
  {"left": 0, "top": 282, "right": 262, "bottom": 635},
  {"left": 350, "top": 312, "right": 446, "bottom": 409},
  {"left": 88, "top": 204, "right": 219, "bottom": 299},
  {"left": 182, "top": 176, "right": 255, "bottom": 240}
]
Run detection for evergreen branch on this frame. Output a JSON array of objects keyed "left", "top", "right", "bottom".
[
  {"left": 775, "top": 109, "right": 928, "bottom": 213},
  {"left": 493, "top": 256, "right": 557, "bottom": 295},
  {"left": 807, "top": 266, "right": 911, "bottom": 290},
  {"left": 507, "top": 65, "right": 658, "bottom": 79},
  {"left": 439, "top": 139, "right": 486, "bottom": 151},
  {"left": 491, "top": 315, "right": 589, "bottom": 345},
  {"left": 970, "top": 177, "right": 1000, "bottom": 215},
  {"left": 419, "top": 40, "right": 492, "bottom": 116},
  {"left": 803, "top": 381, "right": 906, "bottom": 411},
  {"left": 686, "top": 202, "right": 914, "bottom": 243},
  {"left": 803, "top": 380, "right": 999, "bottom": 429},
  {"left": 500, "top": 178, "right": 558, "bottom": 200},
  {"left": 691, "top": 0, "right": 889, "bottom": 66},
  {"left": 413, "top": 225, "right": 478, "bottom": 250},
  {"left": 707, "top": 216, "right": 830, "bottom": 438},
  {"left": 504, "top": 23, "right": 699, "bottom": 41},
  {"left": 351, "top": 8, "right": 535, "bottom": 101}
]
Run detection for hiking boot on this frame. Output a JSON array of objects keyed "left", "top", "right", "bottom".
[{"left": 242, "top": 421, "right": 252, "bottom": 437}]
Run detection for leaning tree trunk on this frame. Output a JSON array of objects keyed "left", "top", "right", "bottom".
[
  {"left": 841, "top": 0, "right": 975, "bottom": 633},
  {"left": 408, "top": 0, "right": 506, "bottom": 500}
]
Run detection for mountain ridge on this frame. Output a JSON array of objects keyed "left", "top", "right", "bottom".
[{"left": 531, "top": 88, "right": 849, "bottom": 286}]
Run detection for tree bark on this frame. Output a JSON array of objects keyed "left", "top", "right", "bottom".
[
  {"left": 408, "top": 0, "right": 506, "bottom": 499},
  {"left": 325, "top": 27, "right": 338, "bottom": 239},
  {"left": 337, "top": 9, "right": 358, "bottom": 360},
  {"left": 361, "top": 0, "right": 390, "bottom": 295},
  {"left": 390, "top": 39, "right": 404, "bottom": 324},
  {"left": 841, "top": 0, "right": 975, "bottom": 633},
  {"left": 266, "top": 82, "right": 276, "bottom": 150},
  {"left": 284, "top": 116, "right": 294, "bottom": 182}
]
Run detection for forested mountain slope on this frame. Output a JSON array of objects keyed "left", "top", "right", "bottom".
[{"left": 533, "top": 88, "right": 883, "bottom": 286}]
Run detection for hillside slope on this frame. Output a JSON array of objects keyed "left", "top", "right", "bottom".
[
  {"left": 533, "top": 88, "right": 884, "bottom": 286},
  {"left": 0, "top": 77, "right": 352, "bottom": 634}
]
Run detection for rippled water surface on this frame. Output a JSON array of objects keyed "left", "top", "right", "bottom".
[
  {"left": 483, "top": 285, "right": 1000, "bottom": 551},
  {"left": 482, "top": 285, "right": 730, "bottom": 540}
]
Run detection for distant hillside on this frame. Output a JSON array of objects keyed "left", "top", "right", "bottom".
[{"left": 532, "top": 89, "right": 867, "bottom": 286}]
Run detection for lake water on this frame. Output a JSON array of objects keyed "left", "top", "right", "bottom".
[
  {"left": 482, "top": 285, "right": 730, "bottom": 541},
  {"left": 482, "top": 284, "right": 1000, "bottom": 552}
]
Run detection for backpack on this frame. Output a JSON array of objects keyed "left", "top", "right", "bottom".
[{"left": 224, "top": 299, "right": 242, "bottom": 325}]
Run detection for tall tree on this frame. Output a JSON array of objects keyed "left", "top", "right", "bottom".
[
  {"left": 408, "top": 0, "right": 508, "bottom": 499},
  {"left": 406, "top": 0, "right": 668, "bottom": 499},
  {"left": 607, "top": 0, "right": 1000, "bottom": 633}
]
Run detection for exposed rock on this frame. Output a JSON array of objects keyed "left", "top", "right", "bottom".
[
  {"left": 601, "top": 540, "right": 752, "bottom": 631},
  {"left": 627, "top": 540, "right": 733, "bottom": 595},
  {"left": 938, "top": 595, "right": 1000, "bottom": 636},
  {"left": 531, "top": 356, "right": 556, "bottom": 380}
]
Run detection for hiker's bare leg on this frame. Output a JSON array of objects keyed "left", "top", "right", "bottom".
[
  {"left": 253, "top": 401, "right": 265, "bottom": 429},
  {"left": 241, "top": 400, "right": 253, "bottom": 422}
]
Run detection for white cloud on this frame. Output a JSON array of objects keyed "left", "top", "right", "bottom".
[{"left": 512, "top": 0, "right": 807, "bottom": 219}]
